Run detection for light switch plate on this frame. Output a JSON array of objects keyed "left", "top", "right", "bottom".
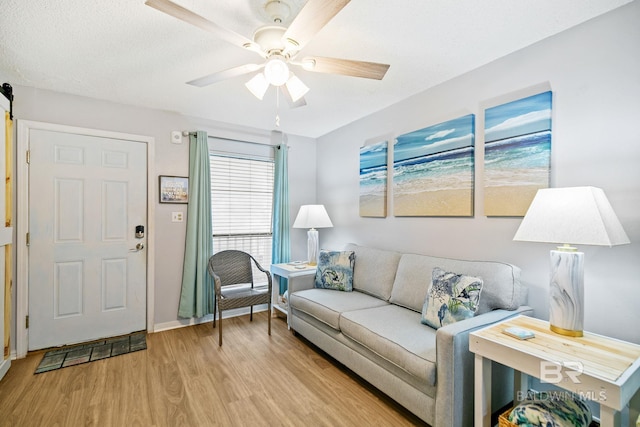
[{"left": 171, "top": 212, "right": 184, "bottom": 222}]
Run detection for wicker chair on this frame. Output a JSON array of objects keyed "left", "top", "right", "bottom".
[{"left": 207, "top": 250, "right": 272, "bottom": 346}]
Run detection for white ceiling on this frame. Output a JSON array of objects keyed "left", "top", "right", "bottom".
[{"left": 0, "top": 0, "right": 632, "bottom": 138}]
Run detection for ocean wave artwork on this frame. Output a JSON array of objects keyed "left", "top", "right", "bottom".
[
  {"left": 360, "top": 140, "right": 388, "bottom": 217},
  {"left": 484, "top": 91, "right": 552, "bottom": 216},
  {"left": 393, "top": 114, "right": 475, "bottom": 217}
]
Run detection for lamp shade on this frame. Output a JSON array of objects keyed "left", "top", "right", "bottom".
[
  {"left": 513, "top": 187, "right": 630, "bottom": 247},
  {"left": 293, "top": 205, "right": 333, "bottom": 229}
]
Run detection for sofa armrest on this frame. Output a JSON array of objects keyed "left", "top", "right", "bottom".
[
  {"left": 286, "top": 273, "right": 316, "bottom": 321},
  {"left": 287, "top": 273, "right": 315, "bottom": 294},
  {"left": 435, "top": 306, "right": 533, "bottom": 427}
]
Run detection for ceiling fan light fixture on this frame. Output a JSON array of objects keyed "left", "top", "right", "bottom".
[
  {"left": 264, "top": 55, "right": 290, "bottom": 86},
  {"left": 285, "top": 74, "right": 309, "bottom": 102},
  {"left": 245, "top": 73, "right": 269, "bottom": 100}
]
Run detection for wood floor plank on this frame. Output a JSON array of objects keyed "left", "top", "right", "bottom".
[{"left": 0, "top": 313, "right": 428, "bottom": 426}]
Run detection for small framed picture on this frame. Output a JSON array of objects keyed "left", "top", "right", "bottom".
[{"left": 159, "top": 175, "right": 189, "bottom": 204}]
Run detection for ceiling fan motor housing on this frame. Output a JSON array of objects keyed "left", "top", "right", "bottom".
[{"left": 253, "top": 25, "right": 289, "bottom": 56}]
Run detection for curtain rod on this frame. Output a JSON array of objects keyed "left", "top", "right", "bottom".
[{"left": 182, "top": 131, "right": 280, "bottom": 148}]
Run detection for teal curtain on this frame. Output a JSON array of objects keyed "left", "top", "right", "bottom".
[
  {"left": 271, "top": 143, "right": 291, "bottom": 294},
  {"left": 178, "top": 131, "right": 214, "bottom": 318}
]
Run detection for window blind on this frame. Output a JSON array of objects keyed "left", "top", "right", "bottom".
[{"left": 210, "top": 154, "right": 274, "bottom": 276}]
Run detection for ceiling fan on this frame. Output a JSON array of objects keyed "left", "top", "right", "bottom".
[{"left": 145, "top": 0, "right": 390, "bottom": 106}]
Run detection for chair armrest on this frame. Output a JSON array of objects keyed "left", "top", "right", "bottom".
[
  {"left": 212, "top": 272, "right": 222, "bottom": 295},
  {"left": 435, "top": 306, "right": 533, "bottom": 427},
  {"left": 249, "top": 256, "right": 272, "bottom": 292}
]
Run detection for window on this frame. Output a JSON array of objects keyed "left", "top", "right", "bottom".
[{"left": 210, "top": 154, "right": 274, "bottom": 282}]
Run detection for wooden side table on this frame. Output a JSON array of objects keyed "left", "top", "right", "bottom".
[
  {"left": 270, "top": 263, "right": 316, "bottom": 328},
  {"left": 470, "top": 315, "right": 640, "bottom": 427}
]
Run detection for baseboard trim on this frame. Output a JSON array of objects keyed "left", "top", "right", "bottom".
[{"left": 153, "top": 304, "right": 268, "bottom": 333}]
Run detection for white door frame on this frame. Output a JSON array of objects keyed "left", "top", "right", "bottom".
[{"left": 16, "top": 120, "right": 156, "bottom": 358}]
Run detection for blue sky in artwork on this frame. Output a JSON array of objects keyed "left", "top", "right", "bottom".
[
  {"left": 484, "top": 91, "right": 552, "bottom": 143},
  {"left": 394, "top": 114, "right": 475, "bottom": 163},
  {"left": 360, "top": 140, "right": 388, "bottom": 171}
]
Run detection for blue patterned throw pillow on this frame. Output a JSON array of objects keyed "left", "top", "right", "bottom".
[
  {"left": 508, "top": 391, "right": 592, "bottom": 426},
  {"left": 421, "top": 267, "right": 483, "bottom": 329},
  {"left": 315, "top": 250, "right": 355, "bottom": 292}
]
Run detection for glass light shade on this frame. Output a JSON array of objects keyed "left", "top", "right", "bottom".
[
  {"left": 284, "top": 74, "right": 309, "bottom": 102},
  {"left": 264, "top": 55, "right": 289, "bottom": 86},
  {"left": 245, "top": 73, "right": 269, "bottom": 100}
]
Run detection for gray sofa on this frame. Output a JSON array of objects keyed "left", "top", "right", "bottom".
[{"left": 288, "top": 243, "right": 532, "bottom": 427}]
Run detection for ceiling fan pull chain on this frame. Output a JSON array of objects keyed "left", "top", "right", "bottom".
[{"left": 275, "top": 88, "right": 281, "bottom": 127}]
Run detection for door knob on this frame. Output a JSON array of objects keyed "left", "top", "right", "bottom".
[{"left": 129, "top": 243, "right": 144, "bottom": 252}]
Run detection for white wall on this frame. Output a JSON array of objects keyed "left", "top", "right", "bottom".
[
  {"left": 9, "top": 86, "right": 316, "bottom": 340},
  {"left": 316, "top": 1, "right": 640, "bottom": 343}
]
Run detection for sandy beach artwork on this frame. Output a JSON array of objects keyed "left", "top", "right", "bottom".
[
  {"left": 393, "top": 115, "right": 475, "bottom": 217},
  {"left": 484, "top": 91, "right": 552, "bottom": 216},
  {"left": 360, "top": 140, "right": 388, "bottom": 217}
]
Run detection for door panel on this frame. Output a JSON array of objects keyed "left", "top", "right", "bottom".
[
  {"left": 56, "top": 178, "right": 84, "bottom": 241},
  {"left": 28, "top": 129, "right": 147, "bottom": 350},
  {"left": 103, "top": 258, "right": 127, "bottom": 310}
]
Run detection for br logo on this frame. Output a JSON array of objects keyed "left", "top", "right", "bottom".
[{"left": 540, "top": 361, "right": 584, "bottom": 384}]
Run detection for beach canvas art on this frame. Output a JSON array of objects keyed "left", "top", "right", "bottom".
[
  {"left": 484, "top": 91, "right": 552, "bottom": 216},
  {"left": 360, "top": 140, "right": 388, "bottom": 217},
  {"left": 393, "top": 115, "right": 475, "bottom": 217}
]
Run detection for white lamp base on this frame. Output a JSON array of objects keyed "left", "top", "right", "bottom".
[
  {"left": 549, "top": 249, "right": 584, "bottom": 337},
  {"left": 307, "top": 228, "right": 319, "bottom": 266}
]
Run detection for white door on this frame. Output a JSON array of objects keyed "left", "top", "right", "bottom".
[{"left": 28, "top": 129, "right": 147, "bottom": 350}]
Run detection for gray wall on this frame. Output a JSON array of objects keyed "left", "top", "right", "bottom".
[
  {"left": 316, "top": 1, "right": 640, "bottom": 343},
  {"left": 9, "top": 86, "right": 316, "bottom": 335}
]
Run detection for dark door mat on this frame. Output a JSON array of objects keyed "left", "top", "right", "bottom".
[{"left": 35, "top": 331, "right": 147, "bottom": 374}]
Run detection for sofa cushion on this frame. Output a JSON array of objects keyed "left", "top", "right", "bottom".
[
  {"left": 390, "top": 253, "right": 524, "bottom": 314},
  {"left": 421, "top": 267, "right": 483, "bottom": 329},
  {"left": 339, "top": 305, "right": 437, "bottom": 386},
  {"left": 315, "top": 250, "right": 355, "bottom": 291},
  {"left": 344, "top": 243, "right": 402, "bottom": 300},
  {"left": 289, "top": 289, "right": 388, "bottom": 330}
]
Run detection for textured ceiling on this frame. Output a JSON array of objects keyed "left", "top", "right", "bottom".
[{"left": 0, "top": 0, "right": 632, "bottom": 138}]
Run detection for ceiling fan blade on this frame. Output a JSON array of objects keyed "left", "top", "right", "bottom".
[
  {"left": 283, "top": 0, "right": 350, "bottom": 51},
  {"left": 145, "top": 0, "right": 258, "bottom": 51},
  {"left": 280, "top": 86, "right": 307, "bottom": 109},
  {"left": 187, "top": 64, "right": 263, "bottom": 87},
  {"left": 301, "top": 56, "right": 390, "bottom": 80}
]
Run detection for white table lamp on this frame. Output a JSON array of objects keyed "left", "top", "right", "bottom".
[
  {"left": 514, "top": 187, "right": 630, "bottom": 337},
  {"left": 293, "top": 205, "right": 333, "bottom": 266}
]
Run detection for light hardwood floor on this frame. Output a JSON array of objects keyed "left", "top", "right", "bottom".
[{"left": 0, "top": 313, "right": 428, "bottom": 426}]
